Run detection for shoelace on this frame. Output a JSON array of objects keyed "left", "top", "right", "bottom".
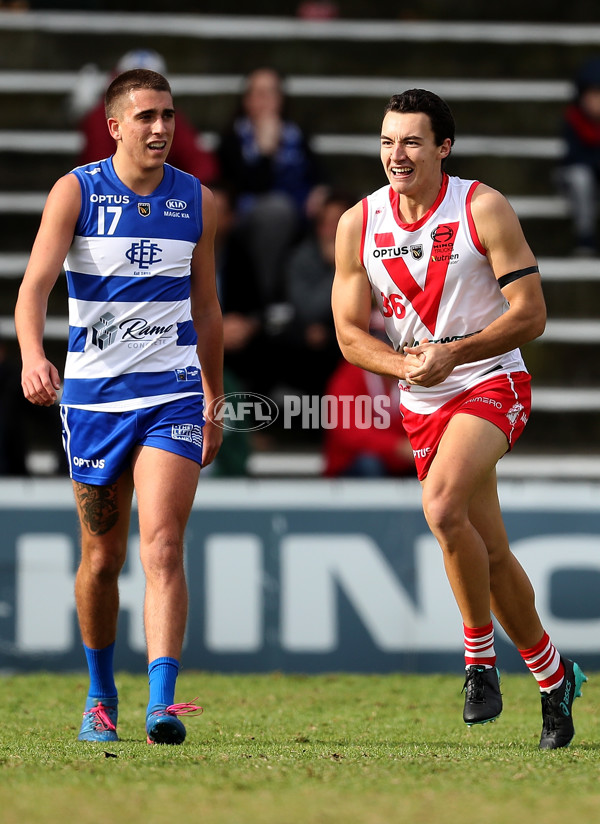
[
  {"left": 83, "top": 702, "right": 117, "bottom": 731},
  {"left": 540, "top": 693, "right": 559, "bottom": 731},
  {"left": 149, "top": 699, "right": 203, "bottom": 718},
  {"left": 462, "top": 668, "right": 485, "bottom": 702},
  {"left": 541, "top": 697, "right": 555, "bottom": 733}
]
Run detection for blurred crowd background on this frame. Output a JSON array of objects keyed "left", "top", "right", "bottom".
[{"left": 2, "top": 1, "right": 600, "bottom": 478}]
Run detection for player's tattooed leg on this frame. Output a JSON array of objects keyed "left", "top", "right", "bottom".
[{"left": 74, "top": 482, "right": 120, "bottom": 536}]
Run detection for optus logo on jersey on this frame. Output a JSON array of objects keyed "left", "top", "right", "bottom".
[
  {"left": 372, "top": 245, "right": 421, "bottom": 259},
  {"left": 89, "top": 193, "right": 130, "bottom": 204},
  {"left": 209, "top": 393, "right": 393, "bottom": 432}
]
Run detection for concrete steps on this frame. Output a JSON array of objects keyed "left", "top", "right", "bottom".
[{"left": 2, "top": 10, "right": 599, "bottom": 471}]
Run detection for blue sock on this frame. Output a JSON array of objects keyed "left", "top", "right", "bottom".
[
  {"left": 83, "top": 641, "right": 117, "bottom": 702},
  {"left": 147, "top": 657, "right": 180, "bottom": 714}
]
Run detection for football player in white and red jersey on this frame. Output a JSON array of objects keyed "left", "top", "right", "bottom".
[{"left": 332, "top": 88, "right": 586, "bottom": 749}]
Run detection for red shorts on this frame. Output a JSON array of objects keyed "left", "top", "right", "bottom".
[{"left": 400, "top": 371, "right": 531, "bottom": 481}]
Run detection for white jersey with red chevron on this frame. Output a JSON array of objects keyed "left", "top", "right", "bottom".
[{"left": 361, "top": 173, "right": 526, "bottom": 413}]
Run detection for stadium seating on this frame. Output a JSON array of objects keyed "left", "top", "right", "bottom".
[{"left": 1, "top": 9, "right": 600, "bottom": 476}]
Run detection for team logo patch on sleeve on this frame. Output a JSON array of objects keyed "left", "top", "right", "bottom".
[{"left": 171, "top": 423, "right": 203, "bottom": 447}]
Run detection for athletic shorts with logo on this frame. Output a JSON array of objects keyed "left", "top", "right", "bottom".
[
  {"left": 400, "top": 371, "right": 531, "bottom": 481},
  {"left": 60, "top": 395, "right": 205, "bottom": 485}
]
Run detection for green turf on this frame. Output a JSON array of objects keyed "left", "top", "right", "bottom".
[{"left": 0, "top": 671, "right": 598, "bottom": 824}]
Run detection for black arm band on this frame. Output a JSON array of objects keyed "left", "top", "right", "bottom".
[{"left": 497, "top": 265, "right": 539, "bottom": 290}]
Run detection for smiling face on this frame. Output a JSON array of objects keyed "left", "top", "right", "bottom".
[
  {"left": 380, "top": 110, "right": 451, "bottom": 200},
  {"left": 108, "top": 87, "right": 175, "bottom": 173}
]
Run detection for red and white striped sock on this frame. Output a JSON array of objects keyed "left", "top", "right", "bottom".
[
  {"left": 519, "top": 631, "right": 564, "bottom": 692},
  {"left": 464, "top": 621, "right": 496, "bottom": 669}
]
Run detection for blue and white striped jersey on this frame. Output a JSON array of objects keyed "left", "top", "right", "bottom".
[{"left": 61, "top": 157, "right": 204, "bottom": 411}]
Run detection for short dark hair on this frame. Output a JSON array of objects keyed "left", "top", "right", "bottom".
[
  {"left": 384, "top": 89, "right": 456, "bottom": 149},
  {"left": 105, "top": 69, "right": 172, "bottom": 119}
]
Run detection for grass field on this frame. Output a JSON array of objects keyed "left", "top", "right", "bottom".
[{"left": 0, "top": 670, "right": 598, "bottom": 824}]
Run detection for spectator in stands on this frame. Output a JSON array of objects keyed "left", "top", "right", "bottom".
[
  {"left": 323, "top": 361, "right": 416, "bottom": 479},
  {"left": 284, "top": 191, "right": 352, "bottom": 396},
  {"left": 555, "top": 57, "right": 600, "bottom": 256},
  {"left": 323, "top": 311, "right": 415, "bottom": 478},
  {"left": 72, "top": 49, "right": 218, "bottom": 183},
  {"left": 217, "top": 66, "right": 327, "bottom": 308}
]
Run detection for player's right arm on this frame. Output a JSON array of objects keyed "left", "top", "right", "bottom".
[
  {"left": 331, "top": 202, "right": 418, "bottom": 381},
  {"left": 15, "top": 173, "right": 81, "bottom": 406}
]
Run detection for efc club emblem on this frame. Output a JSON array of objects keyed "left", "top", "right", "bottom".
[
  {"left": 138, "top": 202, "right": 151, "bottom": 217},
  {"left": 125, "top": 239, "right": 163, "bottom": 269}
]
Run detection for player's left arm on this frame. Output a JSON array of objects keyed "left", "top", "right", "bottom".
[
  {"left": 190, "top": 184, "right": 224, "bottom": 467},
  {"left": 404, "top": 185, "right": 546, "bottom": 386}
]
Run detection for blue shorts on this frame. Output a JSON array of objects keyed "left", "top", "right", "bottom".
[{"left": 60, "top": 395, "right": 205, "bottom": 485}]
